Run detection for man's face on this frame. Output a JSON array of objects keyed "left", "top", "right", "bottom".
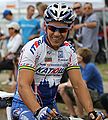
[
  {"left": 27, "top": 7, "right": 35, "bottom": 17},
  {"left": 45, "top": 21, "right": 70, "bottom": 50},
  {"left": 73, "top": 3, "right": 82, "bottom": 16},
  {"left": 83, "top": 4, "right": 93, "bottom": 16},
  {"left": 5, "top": 14, "right": 12, "bottom": 21}
]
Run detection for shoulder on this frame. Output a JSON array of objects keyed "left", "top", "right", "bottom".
[
  {"left": 18, "top": 17, "right": 24, "bottom": 22},
  {"left": 16, "top": 34, "right": 21, "bottom": 38},
  {"left": 89, "top": 13, "right": 98, "bottom": 20},
  {"left": 86, "top": 63, "right": 96, "bottom": 69},
  {"left": 24, "top": 36, "right": 44, "bottom": 55},
  {"left": 33, "top": 18, "right": 40, "bottom": 23},
  {"left": 63, "top": 41, "right": 76, "bottom": 53}
]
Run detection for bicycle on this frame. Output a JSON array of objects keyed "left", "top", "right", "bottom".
[
  {"left": 0, "top": 91, "right": 106, "bottom": 120},
  {"left": 0, "top": 91, "right": 14, "bottom": 120},
  {"left": 52, "top": 114, "right": 84, "bottom": 120},
  {"left": 0, "top": 91, "right": 84, "bottom": 120}
]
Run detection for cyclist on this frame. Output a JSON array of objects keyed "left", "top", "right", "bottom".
[{"left": 11, "top": 3, "right": 103, "bottom": 120}]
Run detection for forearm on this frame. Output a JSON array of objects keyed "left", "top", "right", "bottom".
[
  {"left": 68, "top": 69, "right": 94, "bottom": 113},
  {"left": 18, "top": 84, "right": 41, "bottom": 113},
  {"left": 74, "top": 80, "right": 94, "bottom": 113},
  {"left": 18, "top": 69, "right": 41, "bottom": 113}
]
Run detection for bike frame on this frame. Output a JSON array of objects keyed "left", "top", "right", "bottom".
[{"left": 0, "top": 91, "right": 84, "bottom": 120}]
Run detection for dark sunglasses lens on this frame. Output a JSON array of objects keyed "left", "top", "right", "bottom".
[
  {"left": 48, "top": 26, "right": 68, "bottom": 33},
  {"left": 48, "top": 26, "right": 56, "bottom": 32},
  {"left": 59, "top": 28, "right": 68, "bottom": 33},
  {"left": 73, "top": 6, "right": 81, "bottom": 10}
]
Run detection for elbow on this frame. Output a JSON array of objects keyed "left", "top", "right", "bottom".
[
  {"left": 18, "top": 80, "right": 28, "bottom": 97},
  {"left": 18, "top": 80, "right": 24, "bottom": 96}
]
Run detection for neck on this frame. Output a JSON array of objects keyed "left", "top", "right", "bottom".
[
  {"left": 11, "top": 33, "right": 17, "bottom": 38},
  {"left": 27, "top": 15, "right": 32, "bottom": 19}
]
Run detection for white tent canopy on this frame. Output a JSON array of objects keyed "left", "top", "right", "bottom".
[
  {"left": 0, "top": 0, "right": 105, "bottom": 10},
  {"left": 0, "top": 0, "right": 107, "bottom": 62}
]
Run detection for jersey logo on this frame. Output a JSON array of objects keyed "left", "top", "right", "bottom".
[
  {"left": 30, "top": 39, "right": 43, "bottom": 55},
  {"left": 58, "top": 51, "right": 63, "bottom": 58},
  {"left": 36, "top": 67, "right": 64, "bottom": 75}
]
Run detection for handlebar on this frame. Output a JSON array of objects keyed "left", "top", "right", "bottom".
[
  {"left": 52, "top": 114, "right": 84, "bottom": 120},
  {"left": 52, "top": 115, "right": 70, "bottom": 120}
]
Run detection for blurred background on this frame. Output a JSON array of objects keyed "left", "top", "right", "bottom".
[
  {"left": 0, "top": 0, "right": 108, "bottom": 63},
  {"left": 0, "top": 0, "right": 108, "bottom": 120}
]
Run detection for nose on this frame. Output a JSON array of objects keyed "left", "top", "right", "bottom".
[{"left": 53, "top": 30, "right": 61, "bottom": 36}]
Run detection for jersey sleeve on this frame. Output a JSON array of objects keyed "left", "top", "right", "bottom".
[
  {"left": 66, "top": 46, "right": 80, "bottom": 71},
  {"left": 18, "top": 42, "right": 36, "bottom": 71}
]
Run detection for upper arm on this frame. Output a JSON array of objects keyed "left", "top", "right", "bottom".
[
  {"left": 18, "top": 41, "right": 37, "bottom": 86},
  {"left": 67, "top": 69, "right": 83, "bottom": 86},
  {"left": 18, "top": 69, "right": 34, "bottom": 87}
]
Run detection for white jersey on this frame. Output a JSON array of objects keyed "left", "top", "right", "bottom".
[{"left": 13, "top": 35, "right": 79, "bottom": 106}]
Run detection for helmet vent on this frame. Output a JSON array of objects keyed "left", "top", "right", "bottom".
[{"left": 54, "top": 4, "right": 58, "bottom": 8}]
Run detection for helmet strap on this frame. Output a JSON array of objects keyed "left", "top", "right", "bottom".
[{"left": 65, "top": 30, "right": 69, "bottom": 41}]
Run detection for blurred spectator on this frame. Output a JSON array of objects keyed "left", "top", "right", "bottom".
[
  {"left": 18, "top": 5, "right": 40, "bottom": 45},
  {"left": 58, "top": 48, "right": 104, "bottom": 118},
  {"left": 36, "top": 2, "right": 48, "bottom": 36},
  {"left": 72, "top": 2, "right": 84, "bottom": 42},
  {"left": 3, "top": 9, "right": 13, "bottom": 21},
  {"left": 0, "top": 9, "right": 15, "bottom": 58},
  {"left": 0, "top": 27, "right": 4, "bottom": 58},
  {"left": 74, "top": 2, "right": 99, "bottom": 62},
  {"left": 0, "top": 22, "right": 22, "bottom": 85}
]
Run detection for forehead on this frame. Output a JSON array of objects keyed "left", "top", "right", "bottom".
[
  {"left": 73, "top": 3, "right": 81, "bottom": 8},
  {"left": 84, "top": 4, "right": 92, "bottom": 8},
  {"left": 28, "top": 6, "right": 35, "bottom": 11},
  {"left": 48, "top": 21, "right": 68, "bottom": 27}
]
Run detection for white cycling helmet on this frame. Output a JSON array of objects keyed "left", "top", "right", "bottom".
[{"left": 44, "top": 3, "right": 76, "bottom": 25}]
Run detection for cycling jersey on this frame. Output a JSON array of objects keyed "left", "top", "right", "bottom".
[{"left": 13, "top": 34, "right": 79, "bottom": 107}]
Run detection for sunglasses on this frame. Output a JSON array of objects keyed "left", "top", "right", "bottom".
[
  {"left": 73, "top": 6, "right": 81, "bottom": 10},
  {"left": 46, "top": 24, "right": 70, "bottom": 33}
]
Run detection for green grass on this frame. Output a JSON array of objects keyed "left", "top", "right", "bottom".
[{"left": 97, "top": 63, "right": 108, "bottom": 81}]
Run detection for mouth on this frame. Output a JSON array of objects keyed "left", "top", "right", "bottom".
[{"left": 52, "top": 37, "right": 62, "bottom": 42}]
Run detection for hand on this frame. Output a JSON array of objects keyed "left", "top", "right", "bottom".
[
  {"left": 95, "top": 115, "right": 102, "bottom": 120},
  {"left": 88, "top": 111, "right": 105, "bottom": 120},
  {"left": 34, "top": 107, "right": 57, "bottom": 120}
]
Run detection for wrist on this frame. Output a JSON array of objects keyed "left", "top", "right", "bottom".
[
  {"left": 33, "top": 107, "right": 42, "bottom": 118},
  {"left": 84, "top": 23, "right": 87, "bottom": 27}
]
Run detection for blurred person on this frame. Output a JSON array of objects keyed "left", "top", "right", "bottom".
[
  {"left": 0, "top": 10, "right": 16, "bottom": 84},
  {"left": 0, "top": 9, "right": 15, "bottom": 57},
  {"left": 11, "top": 3, "right": 103, "bottom": 120},
  {"left": 58, "top": 48, "right": 104, "bottom": 118},
  {"left": 0, "top": 22, "right": 22, "bottom": 85},
  {"left": 72, "top": 2, "right": 84, "bottom": 42},
  {"left": 18, "top": 5, "right": 40, "bottom": 45},
  {"left": 0, "top": 9, "right": 14, "bottom": 40},
  {"left": 36, "top": 2, "right": 48, "bottom": 36},
  {"left": 74, "top": 2, "right": 99, "bottom": 62},
  {"left": 60, "top": 2, "right": 84, "bottom": 92}
]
